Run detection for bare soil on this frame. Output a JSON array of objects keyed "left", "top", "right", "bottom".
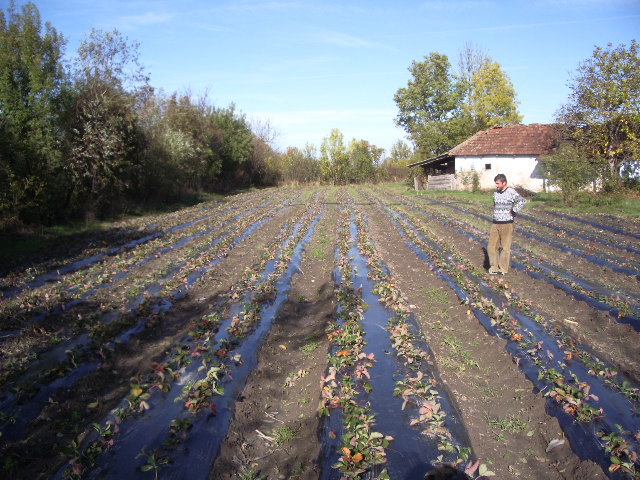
[
  {"left": 4, "top": 204, "right": 299, "bottom": 478},
  {"left": 212, "top": 204, "right": 339, "bottom": 479},
  {"left": 359, "top": 202, "right": 606, "bottom": 480},
  {"left": 406, "top": 199, "right": 640, "bottom": 387},
  {"left": 1, "top": 186, "right": 637, "bottom": 480}
]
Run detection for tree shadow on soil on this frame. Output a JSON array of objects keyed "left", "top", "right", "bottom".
[{"left": 0, "top": 223, "right": 164, "bottom": 276}]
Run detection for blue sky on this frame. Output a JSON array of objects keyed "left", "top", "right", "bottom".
[{"left": 20, "top": 0, "right": 640, "bottom": 155}]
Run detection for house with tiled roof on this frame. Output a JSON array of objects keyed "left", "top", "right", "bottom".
[{"left": 408, "top": 124, "right": 559, "bottom": 191}]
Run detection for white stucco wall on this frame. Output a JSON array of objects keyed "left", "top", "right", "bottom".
[{"left": 454, "top": 154, "right": 546, "bottom": 191}]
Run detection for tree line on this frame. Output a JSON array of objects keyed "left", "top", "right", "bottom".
[
  {"left": 4, "top": 1, "right": 636, "bottom": 228},
  {"left": 0, "top": 2, "right": 407, "bottom": 230},
  {"left": 0, "top": 2, "right": 267, "bottom": 227}
]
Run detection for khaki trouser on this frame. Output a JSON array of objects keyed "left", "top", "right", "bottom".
[{"left": 488, "top": 223, "right": 514, "bottom": 273}]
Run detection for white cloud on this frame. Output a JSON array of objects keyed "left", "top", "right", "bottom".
[
  {"left": 419, "top": 13, "right": 640, "bottom": 35},
  {"left": 314, "top": 30, "right": 398, "bottom": 51},
  {"left": 422, "top": 1, "right": 495, "bottom": 9},
  {"left": 247, "top": 108, "right": 405, "bottom": 151},
  {"left": 535, "top": 0, "right": 638, "bottom": 5},
  {"left": 115, "top": 11, "right": 175, "bottom": 28}
]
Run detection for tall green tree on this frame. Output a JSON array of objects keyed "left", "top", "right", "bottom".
[
  {"left": 394, "top": 53, "right": 466, "bottom": 155},
  {"left": 136, "top": 92, "right": 213, "bottom": 197},
  {"left": 64, "top": 28, "right": 149, "bottom": 219},
  {"left": 0, "top": 1, "right": 67, "bottom": 225},
  {"left": 211, "top": 104, "right": 255, "bottom": 189},
  {"left": 556, "top": 40, "right": 640, "bottom": 186},
  {"left": 348, "top": 139, "right": 382, "bottom": 183}
]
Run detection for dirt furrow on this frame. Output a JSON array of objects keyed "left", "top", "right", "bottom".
[
  {"left": 359, "top": 200, "right": 606, "bottom": 480},
  {"left": 0, "top": 201, "right": 303, "bottom": 478},
  {"left": 400, "top": 199, "right": 640, "bottom": 387},
  {"left": 212, "top": 202, "right": 339, "bottom": 479},
  {"left": 403, "top": 194, "right": 640, "bottom": 298}
]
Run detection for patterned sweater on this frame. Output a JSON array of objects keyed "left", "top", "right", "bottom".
[{"left": 493, "top": 187, "right": 526, "bottom": 223}]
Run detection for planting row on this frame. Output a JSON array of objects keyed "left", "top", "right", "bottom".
[
  {"left": 0, "top": 194, "right": 319, "bottom": 477},
  {"left": 0, "top": 189, "right": 269, "bottom": 293},
  {"left": 359, "top": 187, "right": 640, "bottom": 478},
  {"left": 318, "top": 194, "right": 489, "bottom": 479},
  {"left": 54, "top": 194, "right": 325, "bottom": 479},
  {"left": 416, "top": 195, "right": 640, "bottom": 279},
  {"left": 377, "top": 188, "right": 640, "bottom": 326},
  {"left": 0, "top": 188, "right": 296, "bottom": 325},
  {"left": 0, "top": 192, "right": 295, "bottom": 393}
]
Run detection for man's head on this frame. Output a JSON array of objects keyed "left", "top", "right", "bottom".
[{"left": 494, "top": 173, "right": 507, "bottom": 191}]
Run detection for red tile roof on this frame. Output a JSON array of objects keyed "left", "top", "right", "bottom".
[{"left": 449, "top": 124, "right": 558, "bottom": 156}]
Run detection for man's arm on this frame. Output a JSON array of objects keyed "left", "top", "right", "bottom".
[{"left": 511, "top": 190, "right": 526, "bottom": 215}]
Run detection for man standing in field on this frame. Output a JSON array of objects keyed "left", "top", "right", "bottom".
[{"left": 488, "top": 173, "right": 526, "bottom": 275}]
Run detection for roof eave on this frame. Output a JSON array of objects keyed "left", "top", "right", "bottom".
[{"left": 408, "top": 153, "right": 454, "bottom": 168}]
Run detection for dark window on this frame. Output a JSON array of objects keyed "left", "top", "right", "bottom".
[{"left": 485, "top": 163, "right": 492, "bottom": 170}]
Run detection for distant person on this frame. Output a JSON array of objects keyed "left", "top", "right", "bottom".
[{"left": 488, "top": 173, "right": 526, "bottom": 275}]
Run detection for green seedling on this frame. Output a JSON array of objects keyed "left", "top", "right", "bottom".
[{"left": 136, "top": 448, "right": 170, "bottom": 480}]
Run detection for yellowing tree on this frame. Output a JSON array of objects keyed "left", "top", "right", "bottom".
[
  {"left": 320, "top": 128, "right": 349, "bottom": 185},
  {"left": 467, "top": 60, "right": 522, "bottom": 131},
  {"left": 394, "top": 46, "right": 522, "bottom": 156}
]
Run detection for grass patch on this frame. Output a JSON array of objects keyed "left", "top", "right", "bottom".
[
  {"left": 382, "top": 182, "right": 492, "bottom": 206},
  {"left": 300, "top": 340, "right": 322, "bottom": 356},
  {"left": 0, "top": 221, "right": 111, "bottom": 271},
  {"left": 237, "top": 469, "right": 266, "bottom": 480},
  {"left": 479, "top": 385, "right": 500, "bottom": 399},
  {"left": 325, "top": 185, "right": 338, "bottom": 203},
  {"left": 529, "top": 190, "right": 640, "bottom": 215},
  {"left": 310, "top": 224, "right": 329, "bottom": 259},
  {"left": 443, "top": 335, "right": 479, "bottom": 371},
  {"left": 290, "top": 462, "right": 308, "bottom": 478},
  {"left": 382, "top": 181, "right": 640, "bottom": 216},
  {"left": 423, "top": 287, "right": 449, "bottom": 305},
  {"left": 127, "top": 191, "right": 223, "bottom": 217},
  {"left": 273, "top": 426, "right": 297, "bottom": 445},
  {"left": 303, "top": 332, "right": 324, "bottom": 342},
  {"left": 485, "top": 413, "right": 529, "bottom": 433}
]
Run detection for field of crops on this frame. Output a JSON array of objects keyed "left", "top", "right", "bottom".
[{"left": 1, "top": 185, "right": 639, "bottom": 480}]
